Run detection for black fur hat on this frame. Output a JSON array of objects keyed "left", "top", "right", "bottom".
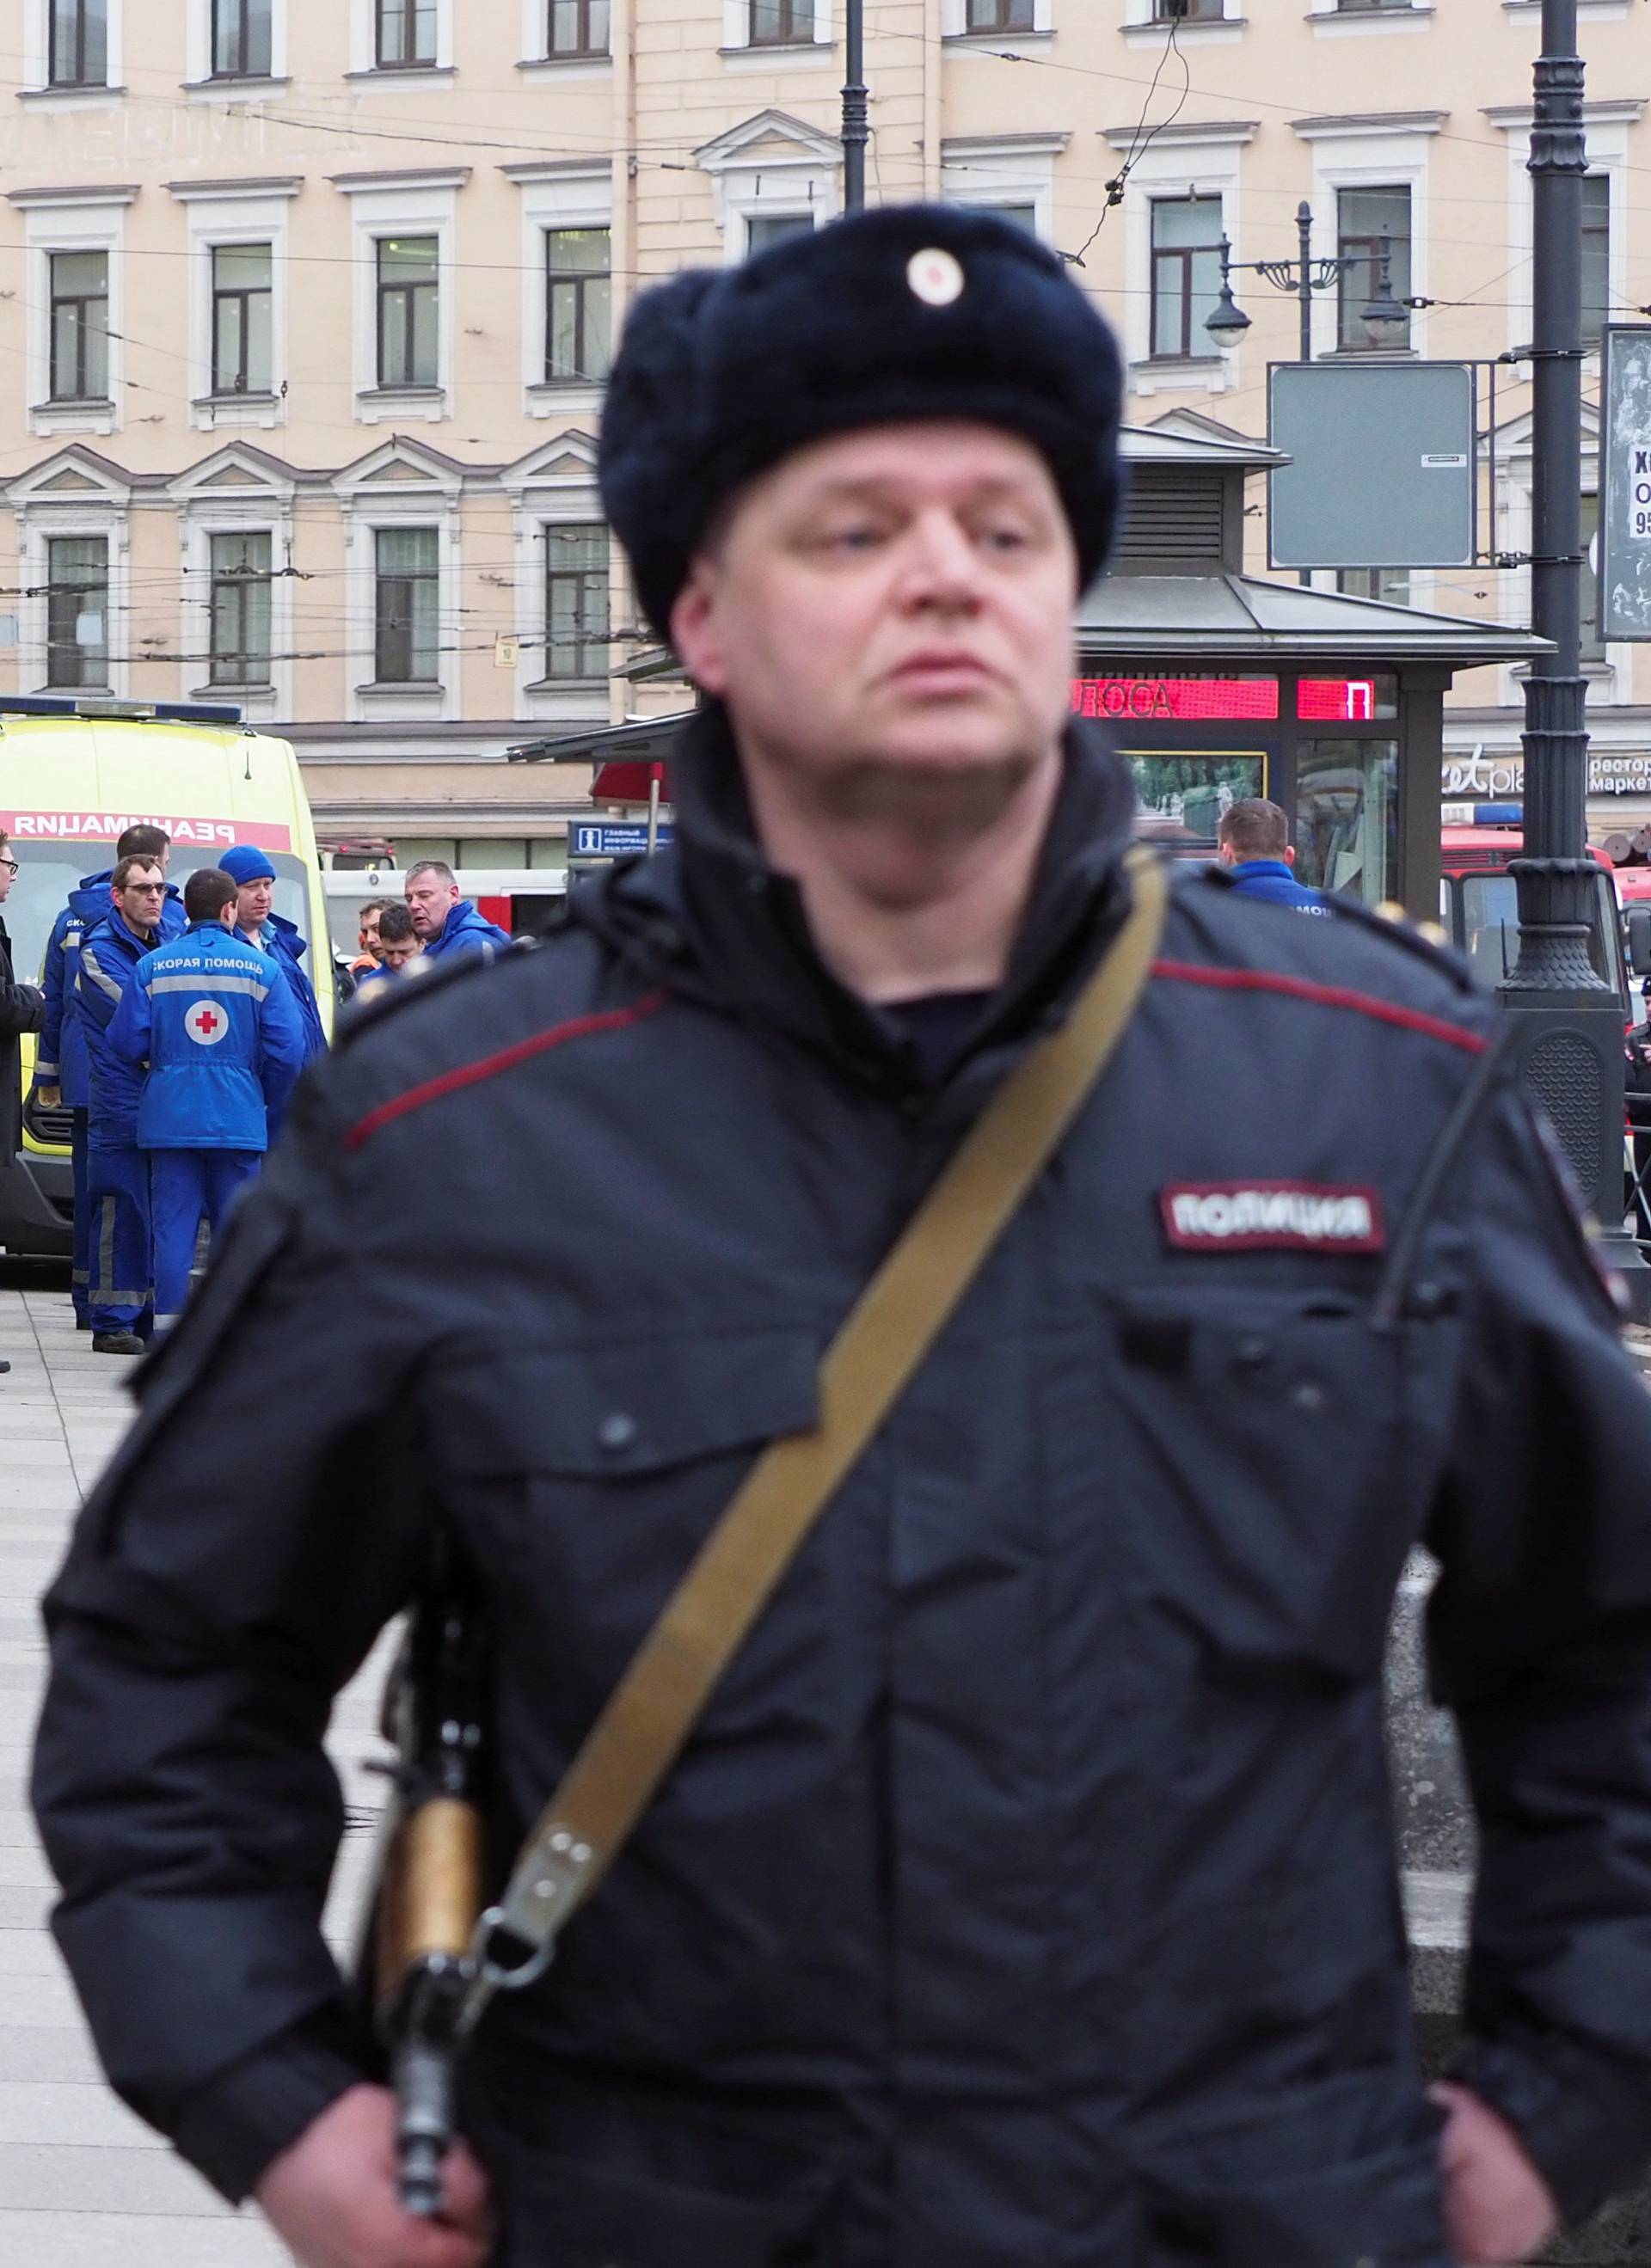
[{"left": 598, "top": 203, "right": 1125, "bottom": 641}]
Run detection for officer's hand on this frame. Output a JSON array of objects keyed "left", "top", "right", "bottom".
[
  {"left": 34, "top": 1084, "right": 59, "bottom": 1111},
  {"left": 256, "top": 2083, "right": 494, "bottom": 2268},
  {"left": 1430, "top": 2081, "right": 1559, "bottom": 2264}
]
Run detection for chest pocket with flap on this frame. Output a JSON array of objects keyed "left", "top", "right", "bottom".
[
  {"left": 1107, "top": 1288, "right": 1462, "bottom": 1689},
  {"left": 430, "top": 1322, "right": 826, "bottom": 1702}
]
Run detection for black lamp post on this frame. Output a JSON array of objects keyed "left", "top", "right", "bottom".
[
  {"left": 1206, "top": 203, "right": 1408, "bottom": 584},
  {"left": 1205, "top": 202, "right": 1410, "bottom": 363},
  {"left": 842, "top": 0, "right": 868, "bottom": 212},
  {"left": 1497, "top": 0, "right": 1643, "bottom": 1293}
]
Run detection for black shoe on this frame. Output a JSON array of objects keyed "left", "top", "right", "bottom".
[
  {"left": 0, "top": 1358, "right": 11, "bottom": 1374},
  {"left": 92, "top": 1331, "right": 145, "bottom": 1356}
]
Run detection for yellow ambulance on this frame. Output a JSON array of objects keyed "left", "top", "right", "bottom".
[{"left": 0, "top": 694, "right": 331, "bottom": 1260}]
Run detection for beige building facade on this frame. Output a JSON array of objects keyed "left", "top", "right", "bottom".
[{"left": 0, "top": 0, "right": 1645, "bottom": 855}]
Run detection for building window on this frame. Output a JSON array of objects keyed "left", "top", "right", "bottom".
[
  {"left": 1151, "top": 195, "right": 1223, "bottom": 359},
  {"left": 1336, "top": 567, "right": 1411, "bottom": 605},
  {"left": 967, "top": 0, "right": 1034, "bottom": 28},
  {"left": 45, "top": 536, "right": 109, "bottom": 687},
  {"left": 1581, "top": 173, "right": 1610, "bottom": 352},
  {"left": 547, "top": 0, "right": 609, "bottom": 53},
  {"left": 749, "top": 0, "right": 813, "bottom": 45},
  {"left": 1336, "top": 185, "right": 1410, "bottom": 352},
  {"left": 545, "top": 228, "right": 611, "bottom": 383},
  {"left": 48, "top": 251, "right": 109, "bottom": 401},
  {"left": 971, "top": 203, "right": 1036, "bottom": 233},
  {"left": 1153, "top": 0, "right": 1223, "bottom": 18},
  {"left": 211, "top": 245, "right": 273, "bottom": 395},
  {"left": 1335, "top": 0, "right": 1409, "bottom": 9},
  {"left": 744, "top": 212, "right": 816, "bottom": 256},
  {"left": 377, "top": 0, "right": 437, "bottom": 66},
  {"left": 212, "top": 0, "right": 273, "bottom": 76},
  {"left": 544, "top": 525, "right": 608, "bottom": 679},
  {"left": 374, "top": 526, "right": 439, "bottom": 681},
  {"left": 49, "top": 0, "right": 107, "bottom": 85},
  {"left": 207, "top": 530, "right": 273, "bottom": 684},
  {"left": 377, "top": 236, "right": 439, "bottom": 389}
]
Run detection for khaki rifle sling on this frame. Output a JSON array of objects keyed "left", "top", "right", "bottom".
[{"left": 465, "top": 844, "right": 1169, "bottom": 2014}]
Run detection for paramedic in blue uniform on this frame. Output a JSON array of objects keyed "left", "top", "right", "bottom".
[
  {"left": 1215, "top": 798, "right": 1332, "bottom": 914},
  {"left": 75, "top": 855, "right": 166, "bottom": 1353},
  {"left": 220, "top": 846, "right": 328, "bottom": 1110},
  {"left": 108, "top": 866, "right": 307, "bottom": 1334},
  {"left": 31, "top": 824, "right": 182, "bottom": 1327}
]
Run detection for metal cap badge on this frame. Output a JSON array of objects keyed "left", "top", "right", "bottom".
[{"left": 906, "top": 247, "right": 965, "bottom": 308}]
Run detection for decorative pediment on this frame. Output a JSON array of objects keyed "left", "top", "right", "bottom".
[
  {"left": 168, "top": 441, "right": 298, "bottom": 507},
  {"left": 7, "top": 444, "right": 132, "bottom": 508},
  {"left": 694, "top": 109, "right": 841, "bottom": 175},
  {"left": 500, "top": 430, "right": 600, "bottom": 500},
  {"left": 333, "top": 435, "right": 467, "bottom": 505}
]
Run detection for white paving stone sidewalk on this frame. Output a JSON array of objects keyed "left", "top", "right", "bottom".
[{"left": 0, "top": 1278, "right": 393, "bottom": 2268}]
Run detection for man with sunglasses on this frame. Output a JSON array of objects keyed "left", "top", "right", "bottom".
[
  {"left": 77, "top": 856, "right": 167, "bottom": 1352},
  {"left": 0, "top": 832, "right": 46, "bottom": 1376}
]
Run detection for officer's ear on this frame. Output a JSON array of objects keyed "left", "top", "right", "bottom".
[{"left": 671, "top": 557, "right": 729, "bottom": 698}]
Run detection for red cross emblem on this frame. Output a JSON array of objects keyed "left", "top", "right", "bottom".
[{"left": 186, "top": 1002, "right": 229, "bottom": 1047}]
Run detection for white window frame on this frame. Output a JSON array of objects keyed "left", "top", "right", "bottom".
[
  {"left": 1104, "top": 122, "right": 1254, "bottom": 394},
  {"left": 1308, "top": 0, "right": 1433, "bottom": 30},
  {"left": 721, "top": 0, "right": 833, "bottom": 58},
  {"left": 13, "top": 189, "right": 136, "bottom": 438},
  {"left": 1483, "top": 101, "right": 1641, "bottom": 366},
  {"left": 695, "top": 111, "right": 841, "bottom": 264},
  {"left": 21, "top": 0, "right": 124, "bottom": 101},
  {"left": 185, "top": 0, "right": 288, "bottom": 90},
  {"left": 8, "top": 457, "right": 133, "bottom": 698},
  {"left": 1122, "top": 0, "right": 1242, "bottom": 46},
  {"left": 520, "top": 0, "right": 613, "bottom": 76},
  {"left": 500, "top": 164, "right": 611, "bottom": 420},
  {"left": 332, "top": 171, "right": 467, "bottom": 420},
  {"left": 169, "top": 181, "right": 298, "bottom": 431},
  {"left": 169, "top": 450, "right": 297, "bottom": 717},
  {"left": 334, "top": 442, "right": 463, "bottom": 720},
  {"left": 349, "top": 0, "right": 455, "bottom": 81},
  {"left": 942, "top": 0, "right": 1053, "bottom": 35},
  {"left": 940, "top": 132, "right": 1066, "bottom": 245},
  {"left": 500, "top": 433, "right": 611, "bottom": 723},
  {"left": 1294, "top": 118, "right": 1441, "bottom": 361}
]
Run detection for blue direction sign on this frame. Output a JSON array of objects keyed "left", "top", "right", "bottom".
[{"left": 569, "top": 819, "right": 675, "bottom": 860}]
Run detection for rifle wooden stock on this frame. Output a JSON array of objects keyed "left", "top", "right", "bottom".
[{"left": 374, "top": 1795, "right": 485, "bottom": 2011}]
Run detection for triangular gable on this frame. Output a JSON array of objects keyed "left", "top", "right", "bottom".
[
  {"left": 168, "top": 442, "right": 298, "bottom": 506},
  {"left": 7, "top": 444, "right": 132, "bottom": 507},
  {"left": 695, "top": 108, "right": 841, "bottom": 174},
  {"left": 333, "top": 435, "right": 468, "bottom": 501},
  {"left": 501, "top": 430, "right": 600, "bottom": 498}
]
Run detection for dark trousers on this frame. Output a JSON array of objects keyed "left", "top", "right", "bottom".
[
  {"left": 70, "top": 1108, "right": 89, "bottom": 1321},
  {"left": 150, "top": 1149, "right": 260, "bottom": 1328},
  {"left": 87, "top": 1143, "right": 151, "bottom": 1334}
]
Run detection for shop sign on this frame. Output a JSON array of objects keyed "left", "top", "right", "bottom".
[{"left": 1443, "top": 750, "right": 1651, "bottom": 799}]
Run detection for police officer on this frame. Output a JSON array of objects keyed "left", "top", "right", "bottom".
[
  {"left": 1216, "top": 798, "right": 1332, "bottom": 914},
  {"left": 220, "top": 844, "right": 328, "bottom": 1097},
  {"left": 31, "top": 208, "right": 1651, "bottom": 2268},
  {"left": 31, "top": 824, "right": 183, "bottom": 1327},
  {"left": 107, "top": 866, "right": 307, "bottom": 1333},
  {"left": 75, "top": 854, "right": 167, "bottom": 1353}
]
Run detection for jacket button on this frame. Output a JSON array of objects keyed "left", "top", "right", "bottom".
[
  {"left": 1291, "top": 1380, "right": 1326, "bottom": 1413},
  {"left": 1233, "top": 1335, "right": 1271, "bottom": 1371},
  {"left": 597, "top": 1412, "right": 638, "bottom": 1454}
]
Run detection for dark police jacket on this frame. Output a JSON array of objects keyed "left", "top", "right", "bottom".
[
  {"left": 32, "top": 716, "right": 1651, "bottom": 2268},
  {"left": 0, "top": 910, "right": 45, "bottom": 1161}
]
